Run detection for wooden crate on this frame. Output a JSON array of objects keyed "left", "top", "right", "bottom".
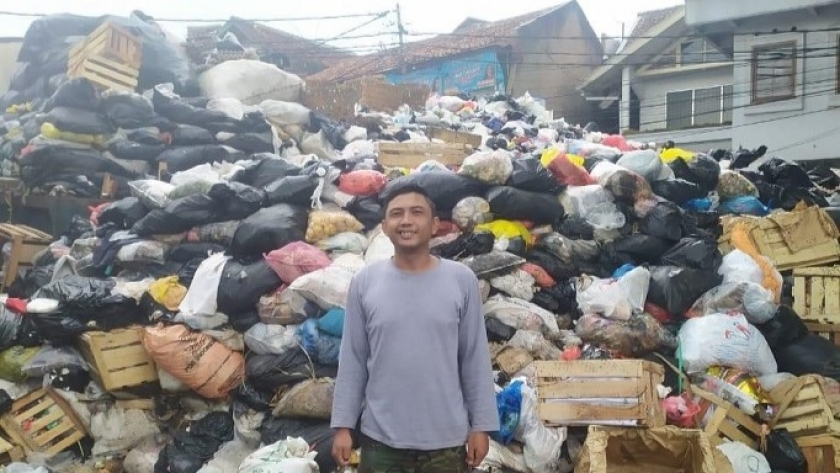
[
  {"left": 0, "top": 434, "right": 24, "bottom": 464},
  {"left": 806, "top": 323, "right": 840, "bottom": 345},
  {"left": 770, "top": 375, "right": 840, "bottom": 437},
  {"left": 71, "top": 21, "right": 142, "bottom": 69},
  {"left": 691, "top": 386, "right": 765, "bottom": 449},
  {"left": 67, "top": 53, "right": 139, "bottom": 92},
  {"left": 426, "top": 127, "right": 483, "bottom": 148},
  {"left": 534, "top": 360, "right": 665, "bottom": 427},
  {"left": 795, "top": 435, "right": 840, "bottom": 473},
  {"left": 0, "top": 388, "right": 88, "bottom": 458},
  {"left": 794, "top": 267, "right": 840, "bottom": 324},
  {"left": 718, "top": 205, "right": 840, "bottom": 271},
  {"left": 377, "top": 142, "right": 472, "bottom": 168},
  {"left": 0, "top": 224, "right": 52, "bottom": 289},
  {"left": 78, "top": 327, "right": 158, "bottom": 392}
]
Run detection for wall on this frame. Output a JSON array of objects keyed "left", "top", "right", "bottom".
[
  {"left": 0, "top": 40, "right": 22, "bottom": 93},
  {"left": 728, "top": 6, "right": 840, "bottom": 161},
  {"left": 632, "top": 65, "right": 734, "bottom": 132},
  {"left": 510, "top": 4, "right": 601, "bottom": 126},
  {"left": 686, "top": 0, "right": 838, "bottom": 27}
]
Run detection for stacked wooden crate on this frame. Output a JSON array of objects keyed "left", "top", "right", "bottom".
[{"left": 67, "top": 21, "right": 142, "bottom": 92}]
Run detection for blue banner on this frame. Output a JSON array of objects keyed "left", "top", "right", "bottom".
[{"left": 386, "top": 50, "right": 505, "bottom": 95}]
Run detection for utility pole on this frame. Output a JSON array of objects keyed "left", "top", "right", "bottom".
[{"left": 396, "top": 3, "right": 407, "bottom": 73}]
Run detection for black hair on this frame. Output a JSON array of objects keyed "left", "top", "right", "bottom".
[{"left": 380, "top": 184, "right": 437, "bottom": 218}]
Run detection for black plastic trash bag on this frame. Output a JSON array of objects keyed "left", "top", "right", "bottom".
[
  {"left": 156, "top": 145, "right": 235, "bottom": 174},
  {"left": 0, "top": 389, "right": 12, "bottom": 416},
  {"left": 132, "top": 194, "right": 220, "bottom": 236},
  {"left": 346, "top": 196, "right": 383, "bottom": 231},
  {"left": 531, "top": 291, "right": 561, "bottom": 313},
  {"left": 217, "top": 259, "right": 283, "bottom": 315},
  {"left": 246, "top": 349, "right": 337, "bottom": 391},
  {"left": 756, "top": 305, "right": 811, "bottom": 352},
  {"left": 310, "top": 112, "right": 348, "bottom": 150},
  {"left": 206, "top": 181, "right": 266, "bottom": 221},
  {"left": 152, "top": 85, "right": 234, "bottom": 127},
  {"left": 485, "top": 318, "right": 517, "bottom": 342},
  {"left": 647, "top": 266, "right": 722, "bottom": 316},
  {"left": 660, "top": 238, "right": 722, "bottom": 272},
  {"left": 97, "top": 197, "right": 149, "bottom": 230},
  {"left": 178, "top": 258, "right": 204, "bottom": 287},
  {"left": 506, "top": 156, "right": 562, "bottom": 194},
  {"left": 760, "top": 157, "right": 814, "bottom": 189},
  {"left": 526, "top": 249, "right": 578, "bottom": 282},
  {"left": 229, "top": 204, "right": 308, "bottom": 260},
  {"left": 260, "top": 417, "right": 342, "bottom": 473},
  {"left": 485, "top": 186, "right": 564, "bottom": 225},
  {"left": 380, "top": 171, "right": 487, "bottom": 218},
  {"left": 777, "top": 333, "right": 840, "bottom": 380},
  {"left": 101, "top": 91, "right": 157, "bottom": 129},
  {"left": 604, "top": 234, "right": 671, "bottom": 266},
  {"left": 155, "top": 411, "right": 233, "bottom": 473},
  {"left": 45, "top": 106, "right": 114, "bottom": 135},
  {"left": 222, "top": 132, "right": 274, "bottom": 154},
  {"left": 8, "top": 265, "right": 54, "bottom": 300},
  {"left": 264, "top": 175, "right": 318, "bottom": 206},
  {"left": 432, "top": 233, "right": 495, "bottom": 260},
  {"left": 229, "top": 309, "right": 261, "bottom": 333},
  {"left": 45, "top": 78, "right": 99, "bottom": 112},
  {"left": 669, "top": 154, "right": 720, "bottom": 194},
  {"left": 232, "top": 155, "right": 302, "bottom": 188},
  {"left": 234, "top": 382, "right": 273, "bottom": 412},
  {"left": 107, "top": 138, "right": 165, "bottom": 163},
  {"left": 170, "top": 124, "right": 216, "bottom": 146},
  {"left": 651, "top": 179, "right": 706, "bottom": 205},
  {"left": 0, "top": 308, "right": 21, "bottom": 352},
  {"left": 764, "top": 428, "right": 807, "bottom": 473},
  {"left": 730, "top": 145, "right": 767, "bottom": 170},
  {"left": 168, "top": 243, "right": 225, "bottom": 262},
  {"left": 639, "top": 202, "right": 684, "bottom": 242}
]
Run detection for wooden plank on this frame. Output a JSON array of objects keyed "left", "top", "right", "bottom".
[
  {"left": 795, "top": 276, "right": 808, "bottom": 318},
  {"left": 539, "top": 402, "right": 645, "bottom": 424},
  {"left": 88, "top": 328, "right": 144, "bottom": 349},
  {"left": 31, "top": 420, "right": 72, "bottom": 447},
  {"left": 537, "top": 379, "right": 645, "bottom": 399},
  {"left": 377, "top": 142, "right": 469, "bottom": 168},
  {"left": 813, "top": 277, "right": 826, "bottom": 318},
  {"left": 795, "top": 267, "right": 840, "bottom": 277},
  {"left": 535, "top": 360, "right": 648, "bottom": 379},
  {"left": 105, "top": 365, "right": 158, "bottom": 389},
  {"left": 45, "top": 431, "right": 85, "bottom": 456},
  {"left": 14, "top": 397, "right": 55, "bottom": 425},
  {"left": 826, "top": 277, "right": 840, "bottom": 322},
  {"left": 26, "top": 408, "right": 64, "bottom": 433}
]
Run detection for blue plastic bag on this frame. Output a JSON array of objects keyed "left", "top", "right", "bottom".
[
  {"left": 612, "top": 263, "right": 635, "bottom": 279},
  {"left": 491, "top": 380, "right": 523, "bottom": 445},
  {"left": 317, "top": 308, "right": 345, "bottom": 338},
  {"left": 718, "top": 196, "right": 770, "bottom": 216},
  {"left": 683, "top": 198, "right": 712, "bottom": 211},
  {"left": 296, "top": 319, "right": 341, "bottom": 366}
]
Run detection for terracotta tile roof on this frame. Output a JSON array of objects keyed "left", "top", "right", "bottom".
[
  {"left": 308, "top": 1, "right": 574, "bottom": 82},
  {"left": 627, "top": 5, "right": 683, "bottom": 43}
]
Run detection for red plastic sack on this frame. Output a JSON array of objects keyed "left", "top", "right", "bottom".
[
  {"left": 338, "top": 170, "right": 388, "bottom": 196},
  {"left": 264, "top": 241, "right": 331, "bottom": 284},
  {"left": 645, "top": 302, "right": 674, "bottom": 324},
  {"left": 435, "top": 220, "right": 460, "bottom": 237},
  {"left": 89, "top": 202, "right": 110, "bottom": 227},
  {"left": 547, "top": 153, "right": 596, "bottom": 186},
  {"left": 663, "top": 393, "right": 701, "bottom": 428},
  {"left": 602, "top": 134, "right": 633, "bottom": 152},
  {"left": 521, "top": 263, "right": 556, "bottom": 289}
]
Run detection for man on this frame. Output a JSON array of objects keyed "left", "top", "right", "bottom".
[{"left": 331, "top": 184, "right": 499, "bottom": 472}]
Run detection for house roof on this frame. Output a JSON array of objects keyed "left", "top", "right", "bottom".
[
  {"left": 578, "top": 4, "right": 685, "bottom": 92},
  {"left": 308, "top": 1, "right": 576, "bottom": 82}
]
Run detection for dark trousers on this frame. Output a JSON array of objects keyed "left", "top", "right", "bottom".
[{"left": 359, "top": 434, "right": 468, "bottom": 473}]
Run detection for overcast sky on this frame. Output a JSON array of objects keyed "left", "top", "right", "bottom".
[{"left": 0, "top": 0, "right": 682, "bottom": 53}]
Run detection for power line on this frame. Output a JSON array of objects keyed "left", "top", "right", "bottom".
[{"left": 0, "top": 9, "right": 387, "bottom": 23}]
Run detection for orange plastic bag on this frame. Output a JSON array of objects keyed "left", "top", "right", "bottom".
[
  {"left": 547, "top": 152, "right": 596, "bottom": 186},
  {"left": 521, "top": 263, "right": 555, "bottom": 288},
  {"left": 730, "top": 222, "right": 782, "bottom": 302},
  {"left": 143, "top": 324, "right": 245, "bottom": 399},
  {"left": 338, "top": 170, "right": 388, "bottom": 196}
]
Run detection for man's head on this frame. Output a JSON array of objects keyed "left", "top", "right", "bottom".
[{"left": 381, "top": 185, "right": 439, "bottom": 253}]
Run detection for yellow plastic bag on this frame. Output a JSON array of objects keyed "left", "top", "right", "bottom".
[
  {"left": 567, "top": 153, "right": 585, "bottom": 167},
  {"left": 475, "top": 220, "right": 532, "bottom": 245},
  {"left": 149, "top": 276, "right": 188, "bottom": 312},
  {"left": 660, "top": 147, "right": 696, "bottom": 164},
  {"left": 6, "top": 103, "right": 32, "bottom": 114},
  {"left": 41, "top": 122, "right": 108, "bottom": 146},
  {"left": 305, "top": 210, "right": 364, "bottom": 244},
  {"left": 540, "top": 147, "right": 561, "bottom": 168}
]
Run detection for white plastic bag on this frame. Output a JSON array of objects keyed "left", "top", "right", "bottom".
[
  {"left": 207, "top": 97, "right": 248, "bottom": 120},
  {"left": 616, "top": 149, "right": 674, "bottom": 182},
  {"left": 244, "top": 323, "right": 299, "bottom": 355},
  {"left": 179, "top": 253, "right": 230, "bottom": 320},
  {"left": 480, "top": 440, "right": 530, "bottom": 473},
  {"left": 26, "top": 298, "right": 59, "bottom": 314},
  {"left": 484, "top": 295, "right": 560, "bottom": 337},
  {"left": 365, "top": 229, "right": 395, "bottom": 264},
  {"left": 289, "top": 255, "right": 365, "bottom": 309},
  {"left": 129, "top": 180, "right": 173, "bottom": 209},
  {"left": 89, "top": 404, "right": 161, "bottom": 456},
  {"left": 124, "top": 436, "right": 170, "bottom": 473},
  {"left": 490, "top": 270, "right": 536, "bottom": 301},
  {"left": 679, "top": 313, "right": 777, "bottom": 375},
  {"left": 239, "top": 437, "right": 318, "bottom": 473},
  {"left": 116, "top": 241, "right": 170, "bottom": 264},
  {"left": 716, "top": 441, "right": 770, "bottom": 473},
  {"left": 719, "top": 250, "right": 764, "bottom": 286},
  {"left": 516, "top": 381, "right": 567, "bottom": 473},
  {"left": 509, "top": 330, "right": 562, "bottom": 362},
  {"left": 199, "top": 60, "right": 304, "bottom": 105},
  {"left": 260, "top": 100, "right": 311, "bottom": 127},
  {"left": 199, "top": 440, "right": 256, "bottom": 473},
  {"left": 300, "top": 130, "right": 336, "bottom": 161},
  {"left": 575, "top": 267, "right": 650, "bottom": 320},
  {"left": 689, "top": 282, "right": 777, "bottom": 324},
  {"left": 458, "top": 149, "right": 514, "bottom": 185}
]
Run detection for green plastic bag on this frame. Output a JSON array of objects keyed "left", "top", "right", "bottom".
[{"left": 0, "top": 346, "right": 39, "bottom": 382}]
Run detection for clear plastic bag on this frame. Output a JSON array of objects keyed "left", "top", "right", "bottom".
[
  {"left": 679, "top": 313, "right": 777, "bottom": 375},
  {"left": 509, "top": 330, "right": 562, "bottom": 361},
  {"left": 305, "top": 210, "right": 364, "bottom": 244},
  {"left": 22, "top": 346, "right": 87, "bottom": 378},
  {"left": 458, "top": 150, "right": 514, "bottom": 185},
  {"left": 485, "top": 295, "right": 560, "bottom": 337},
  {"left": 516, "top": 382, "right": 567, "bottom": 473},
  {"left": 717, "top": 170, "right": 759, "bottom": 200},
  {"left": 574, "top": 312, "right": 666, "bottom": 357},
  {"left": 687, "top": 282, "right": 778, "bottom": 324},
  {"left": 116, "top": 240, "right": 170, "bottom": 265},
  {"left": 452, "top": 196, "right": 493, "bottom": 231},
  {"left": 244, "top": 323, "right": 299, "bottom": 355},
  {"left": 575, "top": 267, "right": 650, "bottom": 320},
  {"left": 616, "top": 149, "right": 674, "bottom": 182},
  {"left": 129, "top": 180, "right": 174, "bottom": 209}
]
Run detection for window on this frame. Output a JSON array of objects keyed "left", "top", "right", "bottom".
[
  {"left": 751, "top": 42, "right": 797, "bottom": 104},
  {"left": 647, "top": 38, "right": 728, "bottom": 71},
  {"left": 666, "top": 85, "right": 733, "bottom": 130}
]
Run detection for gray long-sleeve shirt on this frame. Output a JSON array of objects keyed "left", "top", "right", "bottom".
[{"left": 330, "top": 258, "right": 500, "bottom": 450}]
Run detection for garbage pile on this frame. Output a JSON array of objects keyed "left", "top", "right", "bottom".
[{"left": 3, "top": 13, "right": 840, "bottom": 473}]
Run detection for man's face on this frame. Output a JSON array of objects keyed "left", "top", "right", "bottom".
[{"left": 382, "top": 192, "right": 439, "bottom": 252}]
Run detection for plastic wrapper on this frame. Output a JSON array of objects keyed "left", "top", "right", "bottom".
[
  {"left": 489, "top": 270, "right": 535, "bottom": 301},
  {"left": 575, "top": 312, "right": 667, "bottom": 357},
  {"left": 717, "top": 170, "right": 760, "bottom": 200},
  {"left": 451, "top": 196, "right": 493, "bottom": 231},
  {"left": 697, "top": 366, "right": 775, "bottom": 419},
  {"left": 305, "top": 210, "right": 364, "bottom": 244},
  {"left": 679, "top": 312, "right": 777, "bottom": 375},
  {"left": 687, "top": 282, "right": 777, "bottom": 324},
  {"left": 575, "top": 267, "right": 650, "bottom": 320},
  {"left": 718, "top": 196, "right": 770, "bottom": 216},
  {"left": 458, "top": 150, "right": 514, "bottom": 185},
  {"left": 264, "top": 242, "right": 331, "bottom": 284},
  {"left": 476, "top": 220, "right": 532, "bottom": 243},
  {"left": 239, "top": 437, "right": 318, "bottom": 473},
  {"left": 484, "top": 295, "right": 560, "bottom": 337}
]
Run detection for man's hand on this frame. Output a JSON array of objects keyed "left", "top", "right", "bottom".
[
  {"left": 332, "top": 428, "right": 353, "bottom": 467},
  {"left": 466, "top": 432, "right": 490, "bottom": 468}
]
